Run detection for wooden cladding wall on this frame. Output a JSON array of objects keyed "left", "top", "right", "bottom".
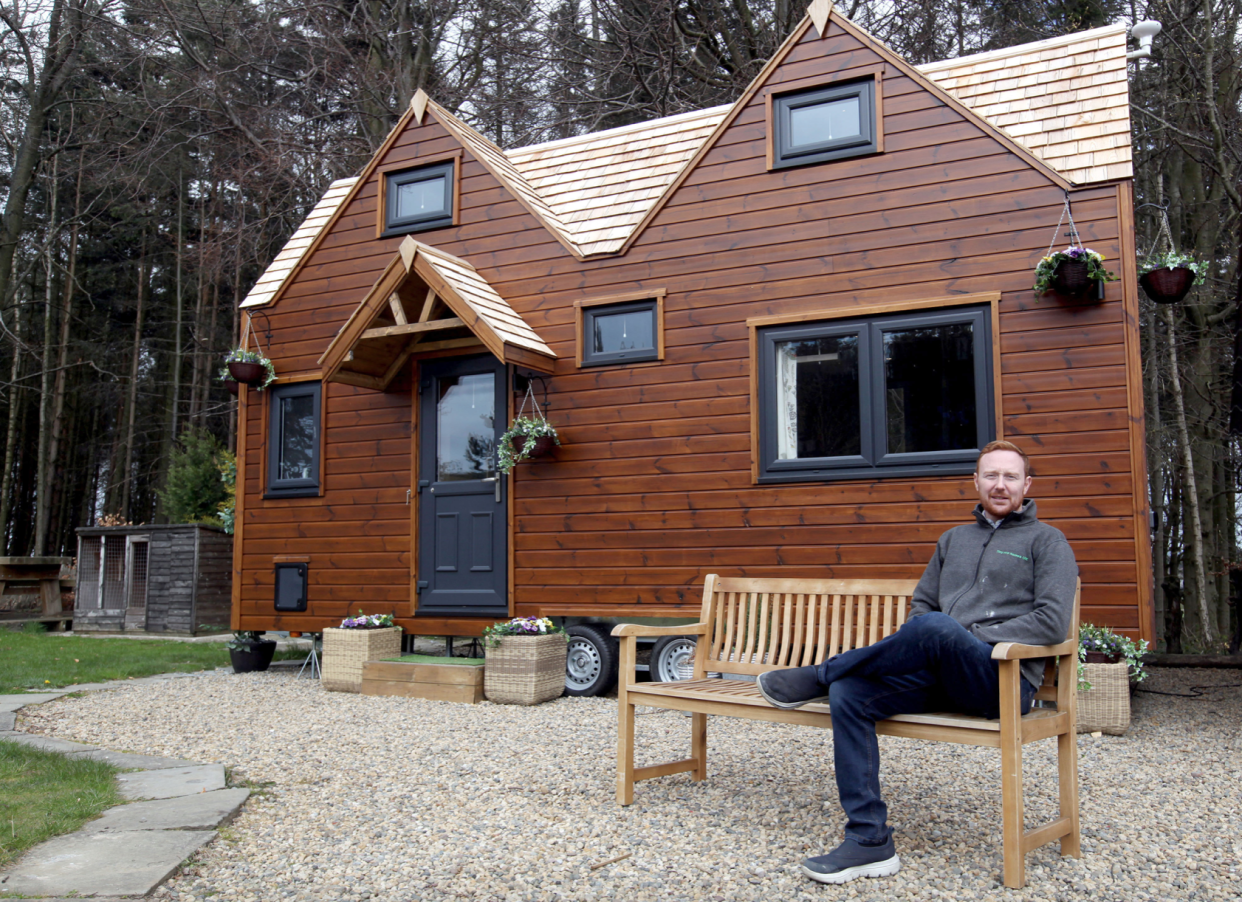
[{"left": 236, "top": 19, "right": 1151, "bottom": 640}]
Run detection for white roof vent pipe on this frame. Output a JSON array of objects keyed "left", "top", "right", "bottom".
[{"left": 1127, "top": 20, "right": 1162, "bottom": 60}]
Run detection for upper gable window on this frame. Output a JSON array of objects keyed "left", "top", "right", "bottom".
[
  {"left": 773, "top": 78, "right": 876, "bottom": 169},
  {"left": 382, "top": 161, "right": 454, "bottom": 236}
]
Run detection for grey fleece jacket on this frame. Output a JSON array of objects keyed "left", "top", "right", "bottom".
[{"left": 910, "top": 500, "right": 1078, "bottom": 689}]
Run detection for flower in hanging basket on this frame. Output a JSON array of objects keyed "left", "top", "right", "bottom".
[
  {"left": 483, "top": 616, "right": 565, "bottom": 648},
  {"left": 223, "top": 348, "right": 276, "bottom": 390},
  {"left": 497, "top": 416, "right": 560, "bottom": 474},
  {"left": 1077, "top": 623, "right": 1149, "bottom": 692},
  {"left": 1033, "top": 246, "right": 1117, "bottom": 296},
  {"left": 1138, "top": 250, "right": 1206, "bottom": 304},
  {"left": 338, "top": 611, "right": 399, "bottom": 630}
]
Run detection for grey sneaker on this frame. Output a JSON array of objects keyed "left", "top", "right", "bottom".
[
  {"left": 755, "top": 665, "right": 829, "bottom": 709},
  {"left": 802, "top": 837, "right": 900, "bottom": 884}
]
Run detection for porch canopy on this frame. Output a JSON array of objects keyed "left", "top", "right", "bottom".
[{"left": 318, "top": 236, "right": 556, "bottom": 389}]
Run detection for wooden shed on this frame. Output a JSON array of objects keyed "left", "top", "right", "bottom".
[
  {"left": 232, "top": 6, "right": 1153, "bottom": 692},
  {"left": 76, "top": 525, "right": 232, "bottom": 634}
]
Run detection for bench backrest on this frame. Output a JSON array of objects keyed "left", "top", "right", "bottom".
[{"left": 694, "top": 575, "right": 921, "bottom": 678}]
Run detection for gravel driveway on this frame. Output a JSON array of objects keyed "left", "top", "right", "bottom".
[{"left": 19, "top": 666, "right": 1240, "bottom": 902}]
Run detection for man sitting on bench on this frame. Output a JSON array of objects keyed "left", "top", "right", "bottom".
[{"left": 757, "top": 440, "right": 1078, "bottom": 885}]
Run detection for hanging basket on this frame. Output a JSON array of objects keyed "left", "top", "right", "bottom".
[
  {"left": 1139, "top": 266, "right": 1195, "bottom": 305},
  {"left": 224, "top": 378, "right": 240, "bottom": 397},
  {"left": 1052, "top": 260, "right": 1093, "bottom": 296},
  {"left": 518, "top": 435, "right": 557, "bottom": 459},
  {"left": 228, "top": 361, "right": 268, "bottom": 385}
]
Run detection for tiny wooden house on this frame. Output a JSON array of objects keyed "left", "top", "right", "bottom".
[
  {"left": 232, "top": 7, "right": 1153, "bottom": 692},
  {"left": 76, "top": 525, "right": 232, "bottom": 634}
]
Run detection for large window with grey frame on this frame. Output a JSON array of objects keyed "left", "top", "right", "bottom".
[
  {"left": 267, "top": 382, "right": 321, "bottom": 497},
  {"left": 756, "top": 306, "right": 994, "bottom": 483}
]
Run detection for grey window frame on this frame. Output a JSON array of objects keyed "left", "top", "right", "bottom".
[
  {"left": 382, "top": 160, "right": 454, "bottom": 237},
  {"left": 267, "top": 381, "right": 321, "bottom": 498},
  {"left": 757, "top": 306, "right": 994, "bottom": 483},
  {"left": 580, "top": 298, "right": 660, "bottom": 367},
  {"left": 773, "top": 78, "right": 877, "bottom": 169}
]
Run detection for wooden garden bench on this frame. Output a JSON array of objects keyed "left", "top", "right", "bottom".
[{"left": 612, "top": 574, "right": 1081, "bottom": 888}]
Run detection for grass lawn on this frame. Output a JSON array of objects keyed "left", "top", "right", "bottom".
[
  {"left": 0, "top": 739, "right": 120, "bottom": 868},
  {"left": 0, "top": 629, "right": 302, "bottom": 692}
]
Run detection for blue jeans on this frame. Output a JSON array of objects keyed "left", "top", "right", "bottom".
[{"left": 816, "top": 612, "right": 1037, "bottom": 844}]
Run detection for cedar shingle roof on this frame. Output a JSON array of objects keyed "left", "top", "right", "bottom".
[{"left": 241, "top": 21, "right": 1132, "bottom": 309}]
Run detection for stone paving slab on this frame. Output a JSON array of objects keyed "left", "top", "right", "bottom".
[
  {"left": 116, "top": 763, "right": 226, "bottom": 800},
  {"left": 81, "top": 788, "right": 251, "bottom": 834},
  {"left": 0, "top": 731, "right": 99, "bottom": 753},
  {"left": 0, "top": 692, "right": 65, "bottom": 711},
  {"left": 66, "top": 748, "right": 200, "bottom": 770},
  {"left": 0, "top": 829, "right": 216, "bottom": 897},
  {"left": 0, "top": 711, "right": 13, "bottom": 731}
]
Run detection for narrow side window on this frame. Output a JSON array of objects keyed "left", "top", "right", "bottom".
[{"left": 267, "top": 382, "right": 321, "bottom": 497}]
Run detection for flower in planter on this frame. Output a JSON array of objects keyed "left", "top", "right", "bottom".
[
  {"left": 226, "top": 630, "right": 265, "bottom": 651},
  {"left": 338, "top": 611, "right": 398, "bottom": 630},
  {"left": 483, "top": 616, "right": 565, "bottom": 648},
  {"left": 496, "top": 416, "right": 560, "bottom": 474},
  {"left": 1033, "top": 246, "right": 1117, "bottom": 294},
  {"left": 1138, "top": 250, "right": 1207, "bottom": 285},
  {"left": 1077, "top": 622, "right": 1149, "bottom": 692},
  {"left": 223, "top": 348, "right": 276, "bottom": 390}
]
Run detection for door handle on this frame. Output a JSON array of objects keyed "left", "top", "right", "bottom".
[{"left": 482, "top": 476, "right": 501, "bottom": 502}]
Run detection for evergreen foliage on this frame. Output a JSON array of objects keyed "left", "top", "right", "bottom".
[{"left": 157, "top": 428, "right": 230, "bottom": 526}]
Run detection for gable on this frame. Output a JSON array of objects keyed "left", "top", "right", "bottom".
[{"left": 240, "top": 11, "right": 1133, "bottom": 313}]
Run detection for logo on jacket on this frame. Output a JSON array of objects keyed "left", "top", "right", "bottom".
[{"left": 996, "top": 550, "right": 1030, "bottom": 561}]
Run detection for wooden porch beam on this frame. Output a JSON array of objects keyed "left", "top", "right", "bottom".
[
  {"left": 361, "top": 317, "right": 464, "bottom": 341},
  {"left": 388, "top": 293, "right": 408, "bottom": 325}
]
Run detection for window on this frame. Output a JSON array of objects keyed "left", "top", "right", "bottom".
[
  {"left": 274, "top": 563, "right": 308, "bottom": 612},
  {"left": 756, "top": 306, "right": 993, "bottom": 483},
  {"left": 267, "top": 382, "right": 321, "bottom": 497},
  {"left": 579, "top": 298, "right": 661, "bottom": 366},
  {"left": 382, "top": 160, "right": 454, "bottom": 236},
  {"left": 773, "top": 78, "right": 876, "bottom": 168}
]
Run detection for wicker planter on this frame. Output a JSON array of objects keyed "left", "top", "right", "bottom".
[
  {"left": 322, "top": 627, "right": 402, "bottom": 692},
  {"left": 1139, "top": 266, "right": 1195, "bottom": 305},
  {"left": 1077, "top": 661, "right": 1130, "bottom": 735},
  {"left": 227, "top": 361, "right": 267, "bottom": 385},
  {"left": 484, "top": 633, "right": 567, "bottom": 705}
]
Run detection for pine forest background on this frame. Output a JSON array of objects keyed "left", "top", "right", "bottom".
[{"left": 1, "top": 0, "right": 1239, "bottom": 652}]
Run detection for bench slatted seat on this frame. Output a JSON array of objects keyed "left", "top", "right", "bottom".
[{"left": 613, "top": 574, "right": 1081, "bottom": 889}]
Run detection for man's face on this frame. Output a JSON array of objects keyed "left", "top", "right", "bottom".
[{"left": 974, "top": 450, "right": 1031, "bottom": 519}]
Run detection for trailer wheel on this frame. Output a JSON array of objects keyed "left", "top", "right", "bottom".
[
  {"left": 564, "top": 624, "right": 618, "bottom": 697},
  {"left": 651, "top": 635, "right": 697, "bottom": 683}
]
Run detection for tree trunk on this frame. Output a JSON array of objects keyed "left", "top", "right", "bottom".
[
  {"left": 0, "top": 300, "right": 25, "bottom": 553},
  {"left": 120, "top": 245, "right": 147, "bottom": 519},
  {"left": 33, "top": 158, "right": 60, "bottom": 556},
  {"left": 1162, "top": 305, "right": 1214, "bottom": 650}
]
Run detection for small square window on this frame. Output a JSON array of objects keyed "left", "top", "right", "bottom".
[
  {"left": 773, "top": 78, "right": 876, "bottom": 168},
  {"left": 274, "top": 563, "right": 308, "bottom": 612},
  {"left": 382, "top": 161, "right": 454, "bottom": 236},
  {"left": 580, "top": 299, "right": 660, "bottom": 366},
  {"left": 756, "top": 306, "right": 993, "bottom": 483},
  {"left": 267, "top": 382, "right": 321, "bottom": 497}
]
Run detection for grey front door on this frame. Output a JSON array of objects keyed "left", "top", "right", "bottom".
[{"left": 417, "top": 356, "right": 507, "bottom": 616}]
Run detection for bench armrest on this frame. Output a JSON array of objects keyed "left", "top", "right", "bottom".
[
  {"left": 991, "top": 639, "right": 1076, "bottom": 660},
  {"left": 612, "top": 622, "right": 709, "bottom": 638}
]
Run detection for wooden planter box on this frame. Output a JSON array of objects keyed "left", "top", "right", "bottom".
[
  {"left": 484, "top": 633, "right": 567, "bottom": 705},
  {"left": 361, "top": 656, "right": 485, "bottom": 703},
  {"left": 322, "top": 627, "right": 402, "bottom": 692}
]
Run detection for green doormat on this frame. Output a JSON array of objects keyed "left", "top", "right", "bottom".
[{"left": 383, "top": 654, "right": 485, "bottom": 666}]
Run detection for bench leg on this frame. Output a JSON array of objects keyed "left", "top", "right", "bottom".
[
  {"left": 1057, "top": 728, "right": 1081, "bottom": 858},
  {"left": 617, "top": 637, "right": 636, "bottom": 805},
  {"left": 691, "top": 712, "right": 707, "bottom": 781},
  {"left": 999, "top": 662, "right": 1026, "bottom": 889}
]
